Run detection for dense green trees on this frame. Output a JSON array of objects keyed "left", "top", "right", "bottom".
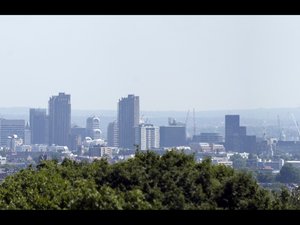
[
  {"left": 0, "top": 150, "right": 298, "bottom": 209},
  {"left": 256, "top": 172, "right": 276, "bottom": 183},
  {"left": 276, "top": 163, "right": 300, "bottom": 184},
  {"left": 230, "top": 154, "right": 247, "bottom": 169}
]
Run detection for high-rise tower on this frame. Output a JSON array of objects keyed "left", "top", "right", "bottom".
[
  {"left": 225, "top": 115, "right": 241, "bottom": 151},
  {"left": 29, "top": 108, "right": 48, "bottom": 144},
  {"left": 225, "top": 115, "right": 256, "bottom": 153},
  {"left": 118, "top": 94, "right": 139, "bottom": 149},
  {"left": 48, "top": 92, "right": 71, "bottom": 147},
  {"left": 107, "top": 121, "right": 118, "bottom": 147}
]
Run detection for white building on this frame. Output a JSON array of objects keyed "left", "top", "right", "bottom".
[
  {"left": 212, "top": 157, "right": 233, "bottom": 167},
  {"left": 86, "top": 116, "right": 102, "bottom": 140},
  {"left": 135, "top": 124, "right": 160, "bottom": 150},
  {"left": 199, "top": 143, "right": 211, "bottom": 152},
  {"left": 227, "top": 152, "right": 249, "bottom": 159},
  {"left": 31, "top": 144, "right": 48, "bottom": 152},
  {"left": 211, "top": 144, "right": 226, "bottom": 152},
  {"left": 285, "top": 161, "right": 300, "bottom": 168},
  {"left": 16, "top": 145, "right": 32, "bottom": 152},
  {"left": 0, "top": 156, "right": 6, "bottom": 165},
  {"left": 101, "top": 147, "right": 113, "bottom": 158},
  {"left": 48, "top": 145, "right": 69, "bottom": 152},
  {"left": 7, "top": 134, "right": 23, "bottom": 151}
]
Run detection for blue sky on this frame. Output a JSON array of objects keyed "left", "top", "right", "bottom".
[{"left": 1, "top": 16, "right": 300, "bottom": 111}]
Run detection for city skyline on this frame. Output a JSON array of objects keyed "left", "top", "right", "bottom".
[{"left": 2, "top": 16, "right": 300, "bottom": 110}]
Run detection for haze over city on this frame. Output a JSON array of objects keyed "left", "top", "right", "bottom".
[
  {"left": 3, "top": 14, "right": 300, "bottom": 211},
  {"left": 1, "top": 16, "right": 300, "bottom": 110}
]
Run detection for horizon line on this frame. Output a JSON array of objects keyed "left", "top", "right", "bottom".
[{"left": 1, "top": 106, "right": 300, "bottom": 112}]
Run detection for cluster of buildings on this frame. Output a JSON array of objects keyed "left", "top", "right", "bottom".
[
  {"left": 0, "top": 94, "right": 188, "bottom": 169},
  {"left": 2, "top": 92, "right": 300, "bottom": 183},
  {"left": 0, "top": 94, "right": 257, "bottom": 156},
  {"left": 106, "top": 95, "right": 186, "bottom": 151}
]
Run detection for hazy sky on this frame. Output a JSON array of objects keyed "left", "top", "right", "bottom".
[{"left": 1, "top": 16, "right": 300, "bottom": 111}]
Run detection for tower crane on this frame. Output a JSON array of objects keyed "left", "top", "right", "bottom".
[
  {"left": 185, "top": 109, "right": 190, "bottom": 127},
  {"left": 185, "top": 109, "right": 190, "bottom": 139},
  {"left": 290, "top": 113, "right": 300, "bottom": 140}
]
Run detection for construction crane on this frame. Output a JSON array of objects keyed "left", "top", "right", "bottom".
[
  {"left": 184, "top": 109, "right": 191, "bottom": 139},
  {"left": 290, "top": 113, "right": 300, "bottom": 140},
  {"left": 193, "top": 108, "right": 196, "bottom": 137},
  {"left": 185, "top": 109, "right": 190, "bottom": 127}
]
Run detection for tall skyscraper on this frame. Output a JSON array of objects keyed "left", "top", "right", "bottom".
[
  {"left": 118, "top": 94, "right": 140, "bottom": 149},
  {"left": 48, "top": 92, "right": 71, "bottom": 147},
  {"left": 107, "top": 121, "right": 118, "bottom": 147},
  {"left": 86, "top": 116, "right": 101, "bottom": 140},
  {"left": 29, "top": 108, "right": 48, "bottom": 144},
  {"left": 225, "top": 115, "right": 241, "bottom": 151},
  {"left": 225, "top": 115, "right": 256, "bottom": 153}
]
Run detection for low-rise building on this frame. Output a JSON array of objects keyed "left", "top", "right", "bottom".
[
  {"left": 257, "top": 159, "right": 284, "bottom": 170},
  {"left": 212, "top": 157, "right": 233, "bottom": 167},
  {"left": 0, "top": 156, "right": 6, "bottom": 165},
  {"left": 285, "top": 161, "right": 300, "bottom": 168},
  {"left": 101, "top": 147, "right": 113, "bottom": 158}
]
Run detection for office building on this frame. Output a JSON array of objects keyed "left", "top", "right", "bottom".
[
  {"left": 242, "top": 135, "right": 256, "bottom": 153},
  {"left": 0, "top": 119, "right": 25, "bottom": 147},
  {"left": 107, "top": 121, "right": 118, "bottom": 147},
  {"left": 225, "top": 115, "right": 241, "bottom": 151},
  {"left": 118, "top": 94, "right": 139, "bottom": 149},
  {"left": 160, "top": 119, "right": 186, "bottom": 147},
  {"left": 48, "top": 92, "right": 71, "bottom": 147},
  {"left": 225, "top": 115, "right": 256, "bottom": 153},
  {"left": 135, "top": 124, "right": 160, "bottom": 150},
  {"left": 86, "top": 116, "right": 101, "bottom": 140},
  {"left": 29, "top": 108, "right": 48, "bottom": 144}
]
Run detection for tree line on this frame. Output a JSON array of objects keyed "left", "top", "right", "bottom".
[{"left": 0, "top": 150, "right": 300, "bottom": 209}]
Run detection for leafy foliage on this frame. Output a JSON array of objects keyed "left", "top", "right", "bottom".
[
  {"left": 0, "top": 150, "right": 297, "bottom": 209},
  {"left": 276, "top": 163, "right": 300, "bottom": 184},
  {"left": 230, "top": 154, "right": 247, "bottom": 169}
]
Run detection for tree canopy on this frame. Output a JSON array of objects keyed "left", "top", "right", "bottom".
[
  {"left": 276, "top": 163, "right": 300, "bottom": 184},
  {"left": 0, "top": 150, "right": 298, "bottom": 209}
]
